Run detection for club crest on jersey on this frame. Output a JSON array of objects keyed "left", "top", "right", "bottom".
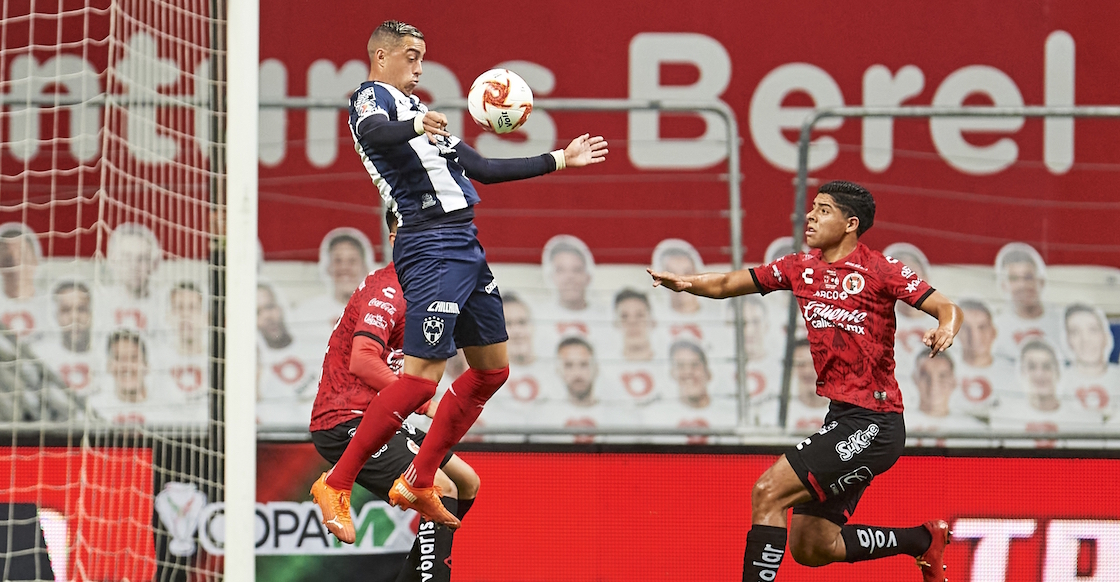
[
  {"left": 842, "top": 272, "right": 865, "bottom": 295},
  {"left": 423, "top": 316, "right": 445, "bottom": 345}
]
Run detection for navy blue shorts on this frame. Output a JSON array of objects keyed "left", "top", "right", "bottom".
[{"left": 393, "top": 222, "right": 508, "bottom": 360}]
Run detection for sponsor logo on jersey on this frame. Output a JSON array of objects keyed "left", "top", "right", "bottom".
[
  {"left": 772, "top": 264, "right": 783, "bottom": 282},
  {"left": 426, "top": 301, "right": 460, "bottom": 314},
  {"left": 802, "top": 301, "right": 869, "bottom": 330},
  {"left": 422, "top": 316, "right": 445, "bottom": 345},
  {"left": 813, "top": 289, "right": 848, "bottom": 301},
  {"left": 382, "top": 286, "right": 396, "bottom": 298},
  {"left": 835, "top": 424, "right": 880, "bottom": 461},
  {"left": 842, "top": 272, "right": 865, "bottom": 295},
  {"left": 368, "top": 297, "right": 396, "bottom": 314},
  {"left": 844, "top": 261, "right": 868, "bottom": 272},
  {"left": 905, "top": 278, "right": 924, "bottom": 293},
  {"left": 485, "top": 279, "right": 498, "bottom": 294},
  {"left": 363, "top": 312, "right": 388, "bottom": 330}
]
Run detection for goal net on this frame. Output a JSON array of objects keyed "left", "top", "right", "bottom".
[{"left": 1, "top": 1, "right": 230, "bottom": 579}]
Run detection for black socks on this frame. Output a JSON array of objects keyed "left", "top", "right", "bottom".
[
  {"left": 841, "top": 524, "right": 932, "bottom": 562},
  {"left": 743, "top": 524, "right": 787, "bottom": 582}
]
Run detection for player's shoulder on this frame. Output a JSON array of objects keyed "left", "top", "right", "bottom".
[{"left": 362, "top": 264, "right": 403, "bottom": 298}]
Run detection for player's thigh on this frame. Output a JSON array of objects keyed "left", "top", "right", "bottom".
[
  {"left": 462, "top": 342, "right": 507, "bottom": 371},
  {"left": 396, "top": 252, "right": 479, "bottom": 360},
  {"left": 754, "top": 454, "right": 815, "bottom": 509},
  {"left": 438, "top": 454, "right": 480, "bottom": 499},
  {"left": 454, "top": 262, "right": 509, "bottom": 356}
]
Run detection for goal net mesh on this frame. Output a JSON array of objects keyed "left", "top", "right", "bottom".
[{"left": 1, "top": 0, "right": 227, "bottom": 579}]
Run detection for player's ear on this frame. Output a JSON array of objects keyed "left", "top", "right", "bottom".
[{"left": 846, "top": 215, "right": 860, "bottom": 234}]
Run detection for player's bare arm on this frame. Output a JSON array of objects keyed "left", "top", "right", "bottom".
[
  {"left": 647, "top": 268, "right": 760, "bottom": 299},
  {"left": 561, "top": 134, "right": 608, "bottom": 168},
  {"left": 918, "top": 290, "right": 963, "bottom": 356}
]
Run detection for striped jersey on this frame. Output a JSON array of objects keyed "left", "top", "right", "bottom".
[{"left": 348, "top": 81, "right": 479, "bottom": 228}]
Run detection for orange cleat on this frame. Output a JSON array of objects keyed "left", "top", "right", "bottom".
[
  {"left": 311, "top": 472, "right": 355, "bottom": 544},
  {"left": 388, "top": 475, "right": 461, "bottom": 530},
  {"left": 916, "top": 519, "right": 951, "bottom": 582}
]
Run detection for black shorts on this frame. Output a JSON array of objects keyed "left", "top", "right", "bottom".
[
  {"left": 311, "top": 419, "right": 454, "bottom": 504},
  {"left": 787, "top": 401, "right": 905, "bottom": 526}
]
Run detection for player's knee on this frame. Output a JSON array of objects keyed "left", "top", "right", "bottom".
[
  {"left": 456, "top": 465, "right": 481, "bottom": 500},
  {"left": 789, "top": 533, "right": 843, "bottom": 567},
  {"left": 789, "top": 540, "right": 828, "bottom": 567},
  {"left": 434, "top": 471, "right": 459, "bottom": 499},
  {"left": 750, "top": 475, "right": 782, "bottom": 512}
]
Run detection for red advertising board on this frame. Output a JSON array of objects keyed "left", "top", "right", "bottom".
[
  {"left": 0, "top": 447, "right": 156, "bottom": 581},
  {"left": 258, "top": 443, "right": 1120, "bottom": 582},
  {"left": 3, "top": 1, "right": 1119, "bottom": 266}
]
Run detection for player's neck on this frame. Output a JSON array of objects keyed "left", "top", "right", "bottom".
[{"left": 817, "top": 237, "right": 858, "bottom": 264}]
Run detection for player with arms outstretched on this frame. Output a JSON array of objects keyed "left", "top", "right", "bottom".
[
  {"left": 310, "top": 210, "right": 477, "bottom": 581},
  {"left": 311, "top": 19, "right": 608, "bottom": 532},
  {"left": 649, "top": 180, "right": 961, "bottom": 582}
]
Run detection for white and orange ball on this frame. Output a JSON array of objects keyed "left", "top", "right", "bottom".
[{"left": 467, "top": 68, "right": 534, "bottom": 134}]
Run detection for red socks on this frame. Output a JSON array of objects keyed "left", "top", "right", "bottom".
[
  {"left": 326, "top": 374, "right": 437, "bottom": 490},
  {"left": 405, "top": 367, "right": 508, "bottom": 488}
]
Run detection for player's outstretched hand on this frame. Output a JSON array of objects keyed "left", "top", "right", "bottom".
[
  {"left": 647, "top": 268, "right": 692, "bottom": 292},
  {"left": 421, "top": 111, "right": 451, "bottom": 143},
  {"left": 923, "top": 326, "right": 955, "bottom": 357},
  {"left": 563, "top": 134, "right": 608, "bottom": 168}
]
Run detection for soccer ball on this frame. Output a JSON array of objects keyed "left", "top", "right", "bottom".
[{"left": 467, "top": 69, "right": 533, "bottom": 134}]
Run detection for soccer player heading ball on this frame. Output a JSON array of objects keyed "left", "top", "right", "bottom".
[
  {"left": 311, "top": 19, "right": 607, "bottom": 535},
  {"left": 649, "top": 180, "right": 962, "bottom": 582}
]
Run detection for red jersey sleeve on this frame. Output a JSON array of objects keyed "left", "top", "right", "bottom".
[
  {"left": 880, "top": 254, "right": 935, "bottom": 308},
  {"left": 750, "top": 253, "right": 800, "bottom": 294}
]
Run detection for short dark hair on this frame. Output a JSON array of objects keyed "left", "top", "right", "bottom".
[
  {"left": 385, "top": 208, "right": 398, "bottom": 233},
  {"left": 53, "top": 280, "right": 90, "bottom": 297},
  {"left": 369, "top": 20, "right": 424, "bottom": 54},
  {"left": 958, "top": 299, "right": 992, "bottom": 321},
  {"left": 914, "top": 350, "right": 954, "bottom": 372},
  {"left": 557, "top": 335, "right": 594, "bottom": 355},
  {"left": 669, "top": 340, "right": 708, "bottom": 370},
  {"left": 328, "top": 233, "right": 365, "bottom": 258},
  {"left": 818, "top": 180, "right": 875, "bottom": 236},
  {"left": 613, "top": 288, "right": 649, "bottom": 309},
  {"left": 107, "top": 329, "right": 147, "bottom": 361}
]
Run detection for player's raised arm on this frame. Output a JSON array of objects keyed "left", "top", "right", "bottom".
[
  {"left": 455, "top": 134, "right": 608, "bottom": 184},
  {"left": 918, "top": 290, "right": 964, "bottom": 356},
  {"left": 647, "top": 268, "right": 760, "bottom": 299}
]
